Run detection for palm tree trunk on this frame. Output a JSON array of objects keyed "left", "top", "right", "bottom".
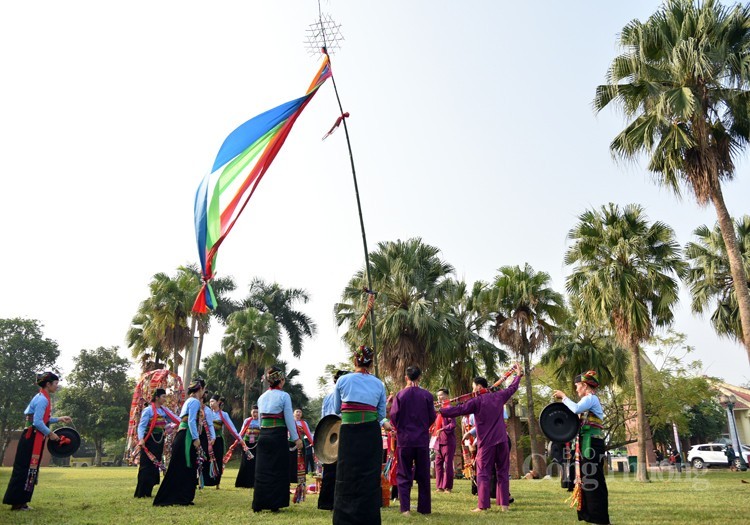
[
  {"left": 196, "top": 332, "right": 205, "bottom": 373},
  {"left": 243, "top": 375, "right": 250, "bottom": 420},
  {"left": 523, "top": 352, "right": 546, "bottom": 475},
  {"left": 710, "top": 184, "right": 750, "bottom": 364},
  {"left": 629, "top": 342, "right": 650, "bottom": 482},
  {"left": 172, "top": 347, "right": 179, "bottom": 374}
]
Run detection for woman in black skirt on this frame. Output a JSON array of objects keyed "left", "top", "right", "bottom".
[
  {"left": 207, "top": 394, "right": 242, "bottom": 489},
  {"left": 235, "top": 406, "right": 260, "bottom": 488},
  {"left": 153, "top": 379, "right": 206, "bottom": 506},
  {"left": 3, "top": 372, "right": 72, "bottom": 511},
  {"left": 134, "top": 388, "right": 179, "bottom": 497},
  {"left": 252, "top": 366, "right": 303, "bottom": 513},
  {"left": 554, "top": 371, "right": 610, "bottom": 525},
  {"left": 332, "top": 346, "right": 390, "bottom": 525}
]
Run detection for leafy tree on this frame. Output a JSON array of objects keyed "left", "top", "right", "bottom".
[
  {"left": 565, "top": 203, "right": 685, "bottom": 481},
  {"left": 56, "top": 347, "right": 131, "bottom": 466},
  {"left": 335, "top": 238, "right": 454, "bottom": 383},
  {"left": 0, "top": 319, "right": 59, "bottom": 460},
  {"left": 594, "top": 0, "right": 750, "bottom": 364},
  {"left": 222, "top": 307, "right": 280, "bottom": 418},
  {"left": 642, "top": 332, "right": 717, "bottom": 449},
  {"left": 684, "top": 216, "right": 750, "bottom": 342},
  {"left": 686, "top": 400, "right": 726, "bottom": 443},
  {"left": 487, "top": 263, "right": 566, "bottom": 475}
]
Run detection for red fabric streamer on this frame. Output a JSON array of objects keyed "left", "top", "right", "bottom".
[{"left": 322, "top": 112, "right": 350, "bottom": 140}]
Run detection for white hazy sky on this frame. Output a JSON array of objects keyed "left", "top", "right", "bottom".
[{"left": 2, "top": 1, "right": 749, "bottom": 396}]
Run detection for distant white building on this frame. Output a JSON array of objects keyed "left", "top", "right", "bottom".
[{"left": 715, "top": 383, "right": 750, "bottom": 446}]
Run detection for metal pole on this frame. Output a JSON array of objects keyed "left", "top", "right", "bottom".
[
  {"left": 728, "top": 402, "right": 748, "bottom": 470},
  {"left": 314, "top": 4, "right": 379, "bottom": 376},
  {"left": 672, "top": 422, "right": 683, "bottom": 471}
]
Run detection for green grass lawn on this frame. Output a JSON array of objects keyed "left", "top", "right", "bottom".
[{"left": 1, "top": 466, "right": 748, "bottom": 524}]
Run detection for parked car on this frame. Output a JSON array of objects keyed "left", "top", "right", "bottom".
[{"left": 687, "top": 443, "right": 748, "bottom": 469}]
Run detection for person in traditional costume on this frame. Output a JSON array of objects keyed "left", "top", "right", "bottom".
[
  {"left": 553, "top": 371, "right": 610, "bottom": 525},
  {"left": 197, "top": 393, "right": 218, "bottom": 487},
  {"left": 318, "top": 370, "right": 348, "bottom": 511},
  {"left": 433, "top": 387, "right": 456, "bottom": 493},
  {"left": 294, "top": 409, "right": 315, "bottom": 474},
  {"left": 134, "top": 388, "right": 179, "bottom": 498},
  {"left": 332, "top": 346, "right": 390, "bottom": 525},
  {"left": 439, "top": 364, "right": 522, "bottom": 512},
  {"left": 235, "top": 406, "right": 260, "bottom": 488},
  {"left": 153, "top": 378, "right": 206, "bottom": 506},
  {"left": 385, "top": 394, "right": 398, "bottom": 502},
  {"left": 207, "top": 394, "right": 241, "bottom": 489},
  {"left": 252, "top": 366, "right": 302, "bottom": 513},
  {"left": 3, "top": 372, "right": 72, "bottom": 511},
  {"left": 390, "top": 366, "right": 436, "bottom": 516}
]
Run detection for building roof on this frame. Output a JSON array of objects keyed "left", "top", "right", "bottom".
[{"left": 716, "top": 383, "right": 750, "bottom": 410}]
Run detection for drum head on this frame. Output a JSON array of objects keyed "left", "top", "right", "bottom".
[
  {"left": 47, "top": 427, "right": 81, "bottom": 458},
  {"left": 539, "top": 403, "right": 579, "bottom": 443}
]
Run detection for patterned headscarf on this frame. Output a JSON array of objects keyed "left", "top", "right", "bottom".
[
  {"left": 36, "top": 371, "right": 59, "bottom": 387},
  {"left": 266, "top": 368, "right": 285, "bottom": 385},
  {"left": 574, "top": 370, "right": 599, "bottom": 389},
  {"left": 187, "top": 378, "right": 206, "bottom": 394},
  {"left": 354, "top": 345, "right": 374, "bottom": 367}
]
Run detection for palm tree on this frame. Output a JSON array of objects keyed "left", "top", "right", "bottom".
[
  {"left": 128, "top": 272, "right": 192, "bottom": 374},
  {"left": 541, "top": 308, "right": 630, "bottom": 389},
  {"left": 334, "top": 238, "right": 455, "bottom": 383},
  {"left": 684, "top": 216, "right": 750, "bottom": 342},
  {"left": 487, "top": 263, "right": 566, "bottom": 475},
  {"left": 565, "top": 203, "right": 685, "bottom": 481},
  {"left": 222, "top": 307, "right": 281, "bottom": 418},
  {"left": 239, "top": 278, "right": 316, "bottom": 359},
  {"left": 430, "top": 279, "right": 509, "bottom": 395},
  {"left": 178, "top": 264, "right": 237, "bottom": 370},
  {"left": 126, "top": 310, "right": 168, "bottom": 372},
  {"left": 594, "top": 0, "right": 750, "bottom": 364}
]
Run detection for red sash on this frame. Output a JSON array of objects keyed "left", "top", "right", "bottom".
[
  {"left": 216, "top": 410, "right": 242, "bottom": 442},
  {"left": 25, "top": 390, "right": 51, "bottom": 491},
  {"left": 143, "top": 403, "right": 160, "bottom": 442}
]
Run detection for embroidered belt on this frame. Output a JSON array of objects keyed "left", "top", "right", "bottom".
[
  {"left": 341, "top": 410, "right": 377, "bottom": 424},
  {"left": 261, "top": 418, "right": 286, "bottom": 428}
]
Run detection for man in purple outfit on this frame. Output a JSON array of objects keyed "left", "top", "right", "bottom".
[
  {"left": 433, "top": 388, "right": 456, "bottom": 493},
  {"left": 389, "top": 366, "right": 436, "bottom": 516},
  {"left": 439, "top": 363, "right": 523, "bottom": 512}
]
